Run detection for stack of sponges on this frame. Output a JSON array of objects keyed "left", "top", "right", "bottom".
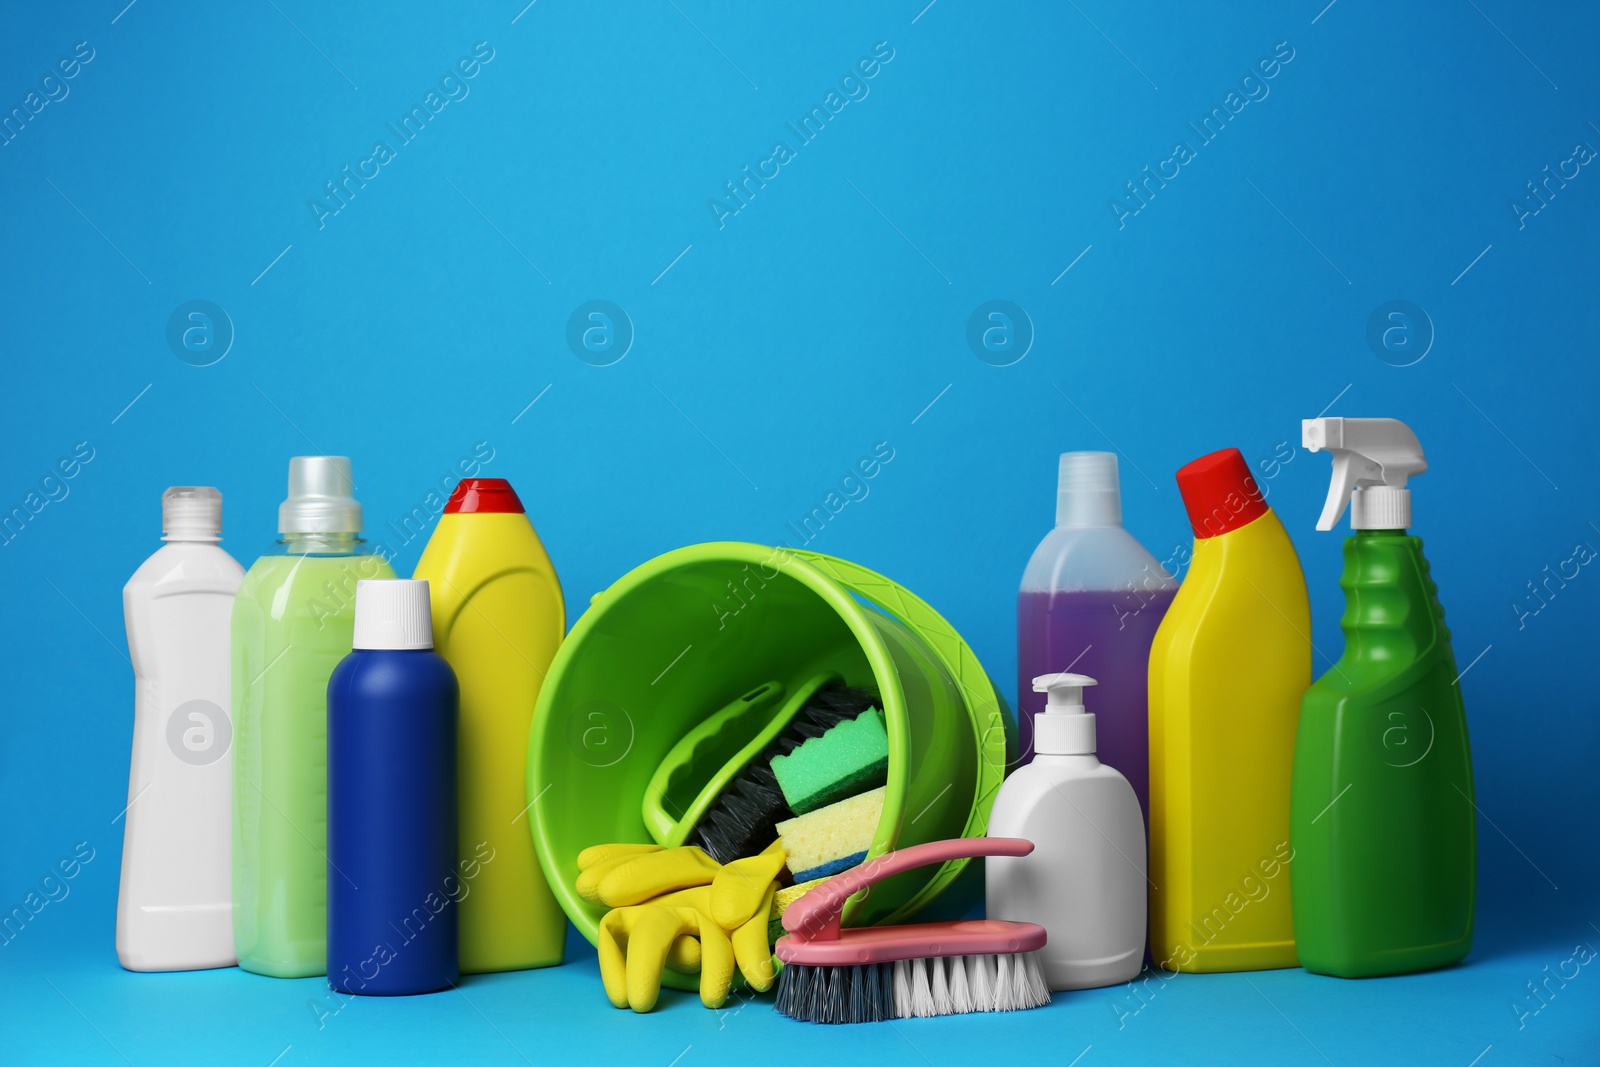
[
  {"left": 769, "top": 702, "right": 890, "bottom": 884},
  {"left": 764, "top": 701, "right": 890, "bottom": 884}
]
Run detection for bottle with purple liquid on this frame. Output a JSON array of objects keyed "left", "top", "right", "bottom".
[{"left": 1016, "top": 453, "right": 1177, "bottom": 820}]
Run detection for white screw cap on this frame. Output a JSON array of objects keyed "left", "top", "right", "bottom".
[{"left": 352, "top": 579, "right": 435, "bottom": 651}]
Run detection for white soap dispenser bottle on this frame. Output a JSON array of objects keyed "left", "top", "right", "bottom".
[{"left": 986, "top": 672, "right": 1147, "bottom": 990}]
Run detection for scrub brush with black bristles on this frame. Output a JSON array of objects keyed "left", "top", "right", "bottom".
[
  {"left": 773, "top": 838, "right": 1050, "bottom": 1024},
  {"left": 695, "top": 762, "right": 787, "bottom": 865},
  {"left": 692, "top": 681, "right": 881, "bottom": 863}
]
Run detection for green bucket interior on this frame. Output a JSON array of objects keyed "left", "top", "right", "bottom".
[{"left": 527, "top": 542, "right": 1008, "bottom": 987}]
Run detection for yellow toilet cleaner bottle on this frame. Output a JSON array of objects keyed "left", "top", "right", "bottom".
[
  {"left": 413, "top": 478, "right": 566, "bottom": 972},
  {"left": 1147, "top": 447, "right": 1309, "bottom": 973}
]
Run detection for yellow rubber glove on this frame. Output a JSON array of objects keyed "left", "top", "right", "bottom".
[
  {"left": 597, "top": 905, "right": 734, "bottom": 1012},
  {"left": 710, "top": 841, "right": 788, "bottom": 929},
  {"left": 577, "top": 844, "right": 704, "bottom": 973},
  {"left": 729, "top": 881, "right": 778, "bottom": 992},
  {"left": 576, "top": 843, "right": 722, "bottom": 907},
  {"left": 651, "top": 880, "right": 778, "bottom": 993},
  {"left": 580, "top": 841, "right": 787, "bottom": 1004}
]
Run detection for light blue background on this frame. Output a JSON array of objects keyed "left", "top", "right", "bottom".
[{"left": 2, "top": 1, "right": 1596, "bottom": 1063}]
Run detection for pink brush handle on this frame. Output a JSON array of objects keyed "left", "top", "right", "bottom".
[{"left": 782, "top": 837, "right": 1033, "bottom": 944}]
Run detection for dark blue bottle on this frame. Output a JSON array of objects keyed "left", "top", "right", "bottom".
[{"left": 327, "top": 578, "right": 459, "bottom": 995}]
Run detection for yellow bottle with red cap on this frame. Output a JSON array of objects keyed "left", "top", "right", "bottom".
[
  {"left": 413, "top": 479, "right": 566, "bottom": 972},
  {"left": 1147, "top": 448, "right": 1309, "bottom": 973}
]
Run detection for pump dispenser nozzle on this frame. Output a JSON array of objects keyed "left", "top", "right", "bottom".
[
  {"left": 1302, "top": 418, "right": 1427, "bottom": 531},
  {"left": 1031, "top": 672, "right": 1099, "bottom": 755}
]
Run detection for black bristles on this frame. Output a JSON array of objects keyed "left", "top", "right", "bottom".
[
  {"left": 810, "top": 685, "right": 880, "bottom": 723},
  {"left": 775, "top": 962, "right": 897, "bottom": 1024},
  {"left": 871, "top": 962, "right": 895, "bottom": 1021},
  {"left": 694, "top": 762, "right": 787, "bottom": 863},
  {"left": 820, "top": 966, "right": 844, "bottom": 1023},
  {"left": 692, "top": 685, "right": 879, "bottom": 863},
  {"left": 846, "top": 966, "right": 871, "bottom": 1023},
  {"left": 773, "top": 955, "right": 1049, "bottom": 1023},
  {"left": 774, "top": 960, "right": 811, "bottom": 1018},
  {"left": 847, "top": 965, "right": 893, "bottom": 1023}
]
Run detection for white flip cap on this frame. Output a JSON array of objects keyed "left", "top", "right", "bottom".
[
  {"left": 279, "top": 456, "right": 363, "bottom": 535},
  {"left": 162, "top": 486, "right": 222, "bottom": 542},
  {"left": 1032, "top": 672, "right": 1098, "bottom": 756},
  {"left": 352, "top": 579, "right": 434, "bottom": 650},
  {"left": 1057, "top": 452, "right": 1122, "bottom": 527}
]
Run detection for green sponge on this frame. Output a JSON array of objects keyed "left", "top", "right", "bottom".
[
  {"left": 776, "top": 785, "right": 886, "bottom": 883},
  {"left": 770, "top": 706, "right": 889, "bottom": 815}
]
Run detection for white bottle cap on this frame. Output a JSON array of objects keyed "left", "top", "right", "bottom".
[
  {"left": 1351, "top": 485, "right": 1410, "bottom": 530},
  {"left": 352, "top": 579, "right": 434, "bottom": 650},
  {"left": 1057, "top": 452, "right": 1122, "bottom": 527},
  {"left": 162, "top": 486, "right": 223, "bottom": 542},
  {"left": 1032, "top": 672, "right": 1098, "bottom": 756},
  {"left": 279, "top": 456, "right": 363, "bottom": 535}
]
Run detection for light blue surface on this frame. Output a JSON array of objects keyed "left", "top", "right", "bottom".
[{"left": 2, "top": 1, "right": 1597, "bottom": 1063}]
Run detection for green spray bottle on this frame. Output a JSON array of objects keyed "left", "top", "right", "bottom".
[{"left": 1290, "top": 417, "right": 1475, "bottom": 978}]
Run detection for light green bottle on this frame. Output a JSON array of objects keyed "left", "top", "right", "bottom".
[{"left": 232, "top": 456, "right": 395, "bottom": 978}]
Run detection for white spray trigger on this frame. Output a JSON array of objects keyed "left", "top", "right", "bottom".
[{"left": 1302, "top": 417, "right": 1427, "bottom": 531}]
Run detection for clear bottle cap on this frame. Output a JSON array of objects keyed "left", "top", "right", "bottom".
[
  {"left": 162, "top": 486, "right": 222, "bottom": 542},
  {"left": 279, "top": 456, "right": 363, "bottom": 535},
  {"left": 1057, "top": 452, "right": 1122, "bottom": 527}
]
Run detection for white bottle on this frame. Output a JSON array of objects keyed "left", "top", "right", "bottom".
[
  {"left": 986, "top": 672, "right": 1147, "bottom": 990},
  {"left": 116, "top": 487, "right": 244, "bottom": 971}
]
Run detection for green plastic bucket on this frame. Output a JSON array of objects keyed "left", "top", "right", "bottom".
[{"left": 527, "top": 543, "right": 1008, "bottom": 985}]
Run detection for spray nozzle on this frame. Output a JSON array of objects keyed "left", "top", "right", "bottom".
[{"left": 1302, "top": 417, "right": 1427, "bottom": 531}]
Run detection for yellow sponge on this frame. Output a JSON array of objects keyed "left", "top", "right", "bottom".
[
  {"left": 771, "top": 878, "right": 827, "bottom": 918},
  {"left": 775, "top": 786, "right": 886, "bottom": 883},
  {"left": 768, "top": 878, "right": 826, "bottom": 943}
]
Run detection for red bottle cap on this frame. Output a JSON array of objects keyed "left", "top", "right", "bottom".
[
  {"left": 445, "top": 478, "right": 525, "bottom": 514},
  {"left": 1175, "top": 448, "right": 1268, "bottom": 538}
]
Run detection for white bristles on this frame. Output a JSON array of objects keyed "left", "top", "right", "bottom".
[
  {"left": 995, "top": 952, "right": 1017, "bottom": 1011},
  {"left": 1022, "top": 953, "right": 1049, "bottom": 1008},
  {"left": 949, "top": 953, "right": 974, "bottom": 1015},
  {"left": 930, "top": 957, "right": 953, "bottom": 1016},
  {"left": 969, "top": 952, "right": 997, "bottom": 1011},
  {"left": 910, "top": 953, "right": 935, "bottom": 1017},
  {"left": 878, "top": 953, "right": 1049, "bottom": 1019}
]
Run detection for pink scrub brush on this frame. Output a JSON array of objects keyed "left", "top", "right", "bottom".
[{"left": 773, "top": 838, "right": 1049, "bottom": 1023}]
